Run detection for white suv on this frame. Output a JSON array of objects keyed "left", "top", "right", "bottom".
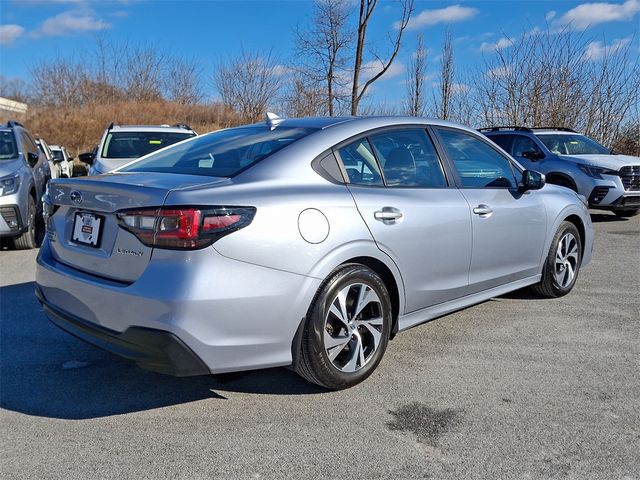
[
  {"left": 49, "top": 145, "right": 74, "bottom": 178},
  {"left": 79, "top": 124, "right": 197, "bottom": 175}
]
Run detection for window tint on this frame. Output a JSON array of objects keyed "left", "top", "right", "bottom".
[
  {"left": 369, "top": 129, "right": 447, "bottom": 188},
  {"left": 21, "top": 132, "right": 38, "bottom": 154},
  {"left": 0, "top": 130, "right": 18, "bottom": 160},
  {"left": 123, "top": 127, "right": 316, "bottom": 177},
  {"left": 510, "top": 135, "right": 543, "bottom": 157},
  {"left": 488, "top": 135, "right": 511, "bottom": 152},
  {"left": 336, "top": 138, "right": 383, "bottom": 186},
  {"left": 102, "top": 131, "right": 195, "bottom": 159},
  {"left": 437, "top": 129, "right": 517, "bottom": 188}
]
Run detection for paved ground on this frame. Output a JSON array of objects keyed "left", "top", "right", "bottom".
[{"left": 1, "top": 212, "right": 638, "bottom": 479}]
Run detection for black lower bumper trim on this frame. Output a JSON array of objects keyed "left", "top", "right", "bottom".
[{"left": 35, "top": 286, "right": 211, "bottom": 377}]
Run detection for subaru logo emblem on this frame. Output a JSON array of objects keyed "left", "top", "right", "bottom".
[{"left": 70, "top": 191, "right": 83, "bottom": 205}]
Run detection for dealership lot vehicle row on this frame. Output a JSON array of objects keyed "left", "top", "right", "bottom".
[{"left": 1, "top": 212, "right": 638, "bottom": 479}]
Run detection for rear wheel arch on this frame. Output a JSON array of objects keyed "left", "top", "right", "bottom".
[{"left": 342, "top": 256, "right": 401, "bottom": 338}]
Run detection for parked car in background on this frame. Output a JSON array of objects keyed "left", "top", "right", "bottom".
[
  {"left": 0, "top": 120, "right": 47, "bottom": 249},
  {"left": 49, "top": 145, "right": 73, "bottom": 178},
  {"left": 37, "top": 115, "right": 593, "bottom": 389},
  {"left": 481, "top": 127, "right": 640, "bottom": 217},
  {"left": 79, "top": 123, "right": 197, "bottom": 175},
  {"left": 35, "top": 138, "right": 55, "bottom": 180}
]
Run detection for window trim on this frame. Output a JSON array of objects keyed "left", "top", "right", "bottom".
[
  {"left": 331, "top": 125, "right": 452, "bottom": 189},
  {"left": 431, "top": 126, "right": 522, "bottom": 190}
]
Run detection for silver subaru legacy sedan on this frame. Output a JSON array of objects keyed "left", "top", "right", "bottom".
[{"left": 35, "top": 116, "right": 593, "bottom": 389}]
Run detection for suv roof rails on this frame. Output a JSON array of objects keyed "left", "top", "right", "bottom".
[
  {"left": 6, "top": 120, "right": 25, "bottom": 128},
  {"left": 172, "top": 123, "right": 192, "bottom": 130},
  {"left": 529, "top": 127, "right": 577, "bottom": 133},
  {"left": 107, "top": 122, "right": 115, "bottom": 130}
]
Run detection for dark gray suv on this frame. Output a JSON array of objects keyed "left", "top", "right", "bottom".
[
  {"left": 0, "top": 121, "right": 48, "bottom": 248},
  {"left": 482, "top": 127, "right": 640, "bottom": 217}
]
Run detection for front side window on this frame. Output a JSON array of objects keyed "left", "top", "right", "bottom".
[
  {"left": 437, "top": 128, "right": 517, "bottom": 188},
  {"left": 102, "top": 131, "right": 196, "bottom": 159},
  {"left": 336, "top": 138, "right": 384, "bottom": 186},
  {"left": 369, "top": 129, "right": 447, "bottom": 188},
  {"left": 0, "top": 131, "right": 18, "bottom": 160},
  {"left": 510, "top": 135, "right": 543, "bottom": 157},
  {"left": 122, "top": 126, "right": 316, "bottom": 177},
  {"left": 537, "top": 134, "right": 609, "bottom": 155}
]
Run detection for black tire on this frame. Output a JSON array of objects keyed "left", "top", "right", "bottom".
[
  {"left": 613, "top": 209, "right": 639, "bottom": 218},
  {"left": 296, "top": 264, "right": 392, "bottom": 390},
  {"left": 532, "top": 221, "right": 582, "bottom": 298},
  {"left": 13, "top": 195, "right": 38, "bottom": 250}
]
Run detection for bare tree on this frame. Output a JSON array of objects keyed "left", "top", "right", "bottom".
[
  {"left": 29, "top": 56, "right": 89, "bottom": 107},
  {"left": 122, "top": 45, "right": 164, "bottom": 101},
  {"left": 404, "top": 33, "right": 427, "bottom": 116},
  {"left": 434, "top": 30, "right": 454, "bottom": 120},
  {"left": 295, "top": 0, "right": 352, "bottom": 116},
  {"left": 350, "top": 0, "right": 414, "bottom": 115},
  {"left": 166, "top": 57, "right": 203, "bottom": 105},
  {"left": 282, "top": 72, "right": 326, "bottom": 117},
  {"left": 0, "top": 76, "right": 30, "bottom": 103},
  {"left": 213, "top": 49, "right": 282, "bottom": 122}
]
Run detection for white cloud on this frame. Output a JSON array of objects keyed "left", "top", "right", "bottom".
[
  {"left": 555, "top": 0, "right": 640, "bottom": 29},
  {"left": 545, "top": 10, "right": 557, "bottom": 21},
  {"left": 479, "top": 37, "right": 514, "bottom": 52},
  {"left": 451, "top": 83, "right": 470, "bottom": 94},
  {"left": 400, "top": 4, "right": 479, "bottom": 30},
  {"left": 272, "top": 64, "right": 294, "bottom": 76},
  {"left": 486, "top": 66, "right": 512, "bottom": 78},
  {"left": 34, "top": 11, "right": 110, "bottom": 37},
  {"left": 361, "top": 60, "right": 405, "bottom": 82},
  {"left": 0, "top": 24, "right": 24, "bottom": 45},
  {"left": 583, "top": 37, "right": 633, "bottom": 60}
]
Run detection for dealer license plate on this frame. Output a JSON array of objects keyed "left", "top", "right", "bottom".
[{"left": 71, "top": 212, "right": 103, "bottom": 247}]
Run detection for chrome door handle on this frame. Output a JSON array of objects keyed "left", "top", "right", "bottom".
[
  {"left": 374, "top": 207, "right": 403, "bottom": 222},
  {"left": 473, "top": 204, "right": 493, "bottom": 216}
]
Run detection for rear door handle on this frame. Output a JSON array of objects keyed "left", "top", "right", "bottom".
[
  {"left": 473, "top": 204, "right": 493, "bottom": 216},
  {"left": 374, "top": 207, "right": 403, "bottom": 223}
]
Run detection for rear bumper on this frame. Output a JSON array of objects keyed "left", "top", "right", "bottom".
[{"left": 35, "top": 285, "right": 210, "bottom": 376}]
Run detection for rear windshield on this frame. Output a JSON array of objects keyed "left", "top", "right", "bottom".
[
  {"left": 101, "top": 131, "right": 195, "bottom": 159},
  {"left": 537, "top": 134, "right": 609, "bottom": 155},
  {"left": 121, "top": 126, "right": 317, "bottom": 177},
  {"left": 0, "top": 130, "right": 18, "bottom": 160}
]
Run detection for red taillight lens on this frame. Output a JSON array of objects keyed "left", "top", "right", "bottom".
[{"left": 117, "top": 206, "right": 255, "bottom": 249}]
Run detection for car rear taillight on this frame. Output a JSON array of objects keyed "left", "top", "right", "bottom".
[{"left": 116, "top": 206, "right": 256, "bottom": 249}]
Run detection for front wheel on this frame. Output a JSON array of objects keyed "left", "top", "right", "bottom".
[
  {"left": 613, "top": 209, "right": 639, "bottom": 218},
  {"left": 13, "top": 195, "right": 38, "bottom": 250},
  {"left": 296, "top": 265, "right": 392, "bottom": 390},
  {"left": 532, "top": 221, "right": 582, "bottom": 298}
]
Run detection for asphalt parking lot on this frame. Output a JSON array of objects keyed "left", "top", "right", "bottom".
[{"left": 1, "top": 211, "right": 638, "bottom": 480}]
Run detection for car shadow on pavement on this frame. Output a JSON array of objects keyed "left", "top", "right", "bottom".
[
  {"left": 0, "top": 281, "right": 325, "bottom": 420},
  {"left": 590, "top": 213, "right": 628, "bottom": 223}
]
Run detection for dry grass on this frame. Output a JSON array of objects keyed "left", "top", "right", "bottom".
[{"left": 24, "top": 100, "right": 241, "bottom": 156}]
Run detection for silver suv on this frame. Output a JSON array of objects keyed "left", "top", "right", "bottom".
[
  {"left": 482, "top": 127, "right": 640, "bottom": 217},
  {"left": 79, "top": 123, "right": 197, "bottom": 175},
  {"left": 0, "top": 121, "right": 48, "bottom": 249}
]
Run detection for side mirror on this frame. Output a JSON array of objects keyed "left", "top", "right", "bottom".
[
  {"left": 27, "top": 152, "right": 39, "bottom": 168},
  {"left": 521, "top": 150, "right": 544, "bottom": 161},
  {"left": 520, "top": 170, "right": 545, "bottom": 191},
  {"left": 78, "top": 152, "right": 95, "bottom": 165}
]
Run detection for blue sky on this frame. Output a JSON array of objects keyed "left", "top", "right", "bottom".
[{"left": 1, "top": 0, "right": 639, "bottom": 108}]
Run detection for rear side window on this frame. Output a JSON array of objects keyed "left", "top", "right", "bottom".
[
  {"left": 437, "top": 128, "right": 517, "bottom": 188},
  {"left": 102, "top": 131, "right": 195, "bottom": 159},
  {"left": 510, "top": 135, "right": 543, "bottom": 157},
  {"left": 369, "top": 129, "right": 447, "bottom": 188},
  {"left": 122, "top": 127, "right": 316, "bottom": 177},
  {"left": 337, "top": 138, "right": 384, "bottom": 186},
  {"left": 0, "top": 131, "right": 18, "bottom": 160}
]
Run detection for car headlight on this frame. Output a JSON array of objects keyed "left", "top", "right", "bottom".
[
  {"left": 578, "top": 164, "right": 617, "bottom": 178},
  {"left": 0, "top": 174, "right": 20, "bottom": 196}
]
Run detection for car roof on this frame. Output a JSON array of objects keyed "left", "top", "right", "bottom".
[{"left": 108, "top": 125, "right": 196, "bottom": 134}]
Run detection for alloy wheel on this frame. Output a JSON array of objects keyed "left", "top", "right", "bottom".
[{"left": 554, "top": 232, "right": 579, "bottom": 288}]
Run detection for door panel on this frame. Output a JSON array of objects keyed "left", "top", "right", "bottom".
[
  {"left": 460, "top": 188, "right": 547, "bottom": 292},
  {"left": 348, "top": 186, "right": 472, "bottom": 312}
]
